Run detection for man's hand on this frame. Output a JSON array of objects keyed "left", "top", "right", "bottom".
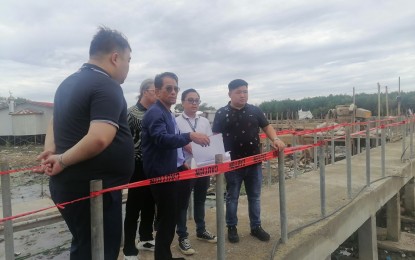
[
  {"left": 34, "top": 150, "right": 54, "bottom": 174},
  {"left": 190, "top": 132, "right": 210, "bottom": 147},
  {"left": 183, "top": 143, "right": 192, "bottom": 154},
  {"left": 41, "top": 154, "right": 65, "bottom": 176},
  {"left": 271, "top": 139, "right": 286, "bottom": 151}
]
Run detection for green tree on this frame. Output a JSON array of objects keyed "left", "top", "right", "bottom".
[
  {"left": 259, "top": 91, "right": 415, "bottom": 119},
  {"left": 199, "top": 102, "right": 216, "bottom": 111},
  {"left": 174, "top": 103, "right": 183, "bottom": 112}
]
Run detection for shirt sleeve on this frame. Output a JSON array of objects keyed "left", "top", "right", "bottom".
[
  {"left": 90, "top": 81, "right": 124, "bottom": 127},
  {"left": 255, "top": 106, "right": 269, "bottom": 128},
  {"left": 211, "top": 108, "right": 224, "bottom": 133}
]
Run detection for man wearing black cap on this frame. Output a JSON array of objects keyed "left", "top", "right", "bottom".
[{"left": 212, "top": 79, "right": 285, "bottom": 243}]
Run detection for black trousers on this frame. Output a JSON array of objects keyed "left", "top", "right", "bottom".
[
  {"left": 176, "top": 175, "right": 210, "bottom": 238},
  {"left": 123, "top": 160, "right": 155, "bottom": 253},
  {"left": 151, "top": 175, "right": 181, "bottom": 260},
  {"left": 50, "top": 186, "right": 122, "bottom": 260}
]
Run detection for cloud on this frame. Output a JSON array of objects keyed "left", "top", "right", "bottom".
[{"left": 1, "top": 0, "right": 414, "bottom": 110}]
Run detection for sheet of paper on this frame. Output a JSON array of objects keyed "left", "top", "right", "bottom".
[{"left": 191, "top": 133, "right": 229, "bottom": 167}]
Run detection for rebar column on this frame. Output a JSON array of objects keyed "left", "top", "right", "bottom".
[
  {"left": 331, "top": 130, "right": 335, "bottom": 164},
  {"left": 215, "top": 154, "right": 225, "bottom": 260},
  {"left": 402, "top": 118, "right": 406, "bottom": 158},
  {"left": 411, "top": 119, "right": 414, "bottom": 159},
  {"left": 1, "top": 158, "right": 15, "bottom": 260},
  {"left": 319, "top": 138, "right": 326, "bottom": 217},
  {"left": 293, "top": 135, "right": 298, "bottom": 177},
  {"left": 366, "top": 124, "right": 371, "bottom": 187},
  {"left": 90, "top": 180, "right": 104, "bottom": 260},
  {"left": 346, "top": 127, "right": 352, "bottom": 199},
  {"left": 381, "top": 127, "right": 386, "bottom": 177},
  {"left": 313, "top": 131, "right": 318, "bottom": 171},
  {"left": 278, "top": 150, "right": 288, "bottom": 243},
  {"left": 357, "top": 124, "right": 361, "bottom": 154},
  {"left": 266, "top": 138, "right": 271, "bottom": 187}
]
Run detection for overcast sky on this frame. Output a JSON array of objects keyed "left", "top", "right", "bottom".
[{"left": 1, "top": 0, "right": 414, "bottom": 109}]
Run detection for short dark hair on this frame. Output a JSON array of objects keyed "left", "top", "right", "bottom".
[
  {"left": 181, "top": 88, "right": 200, "bottom": 101},
  {"left": 89, "top": 26, "right": 131, "bottom": 57},
  {"left": 154, "top": 72, "right": 178, "bottom": 89},
  {"left": 228, "top": 79, "right": 248, "bottom": 91}
]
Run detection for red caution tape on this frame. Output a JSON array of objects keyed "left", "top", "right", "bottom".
[
  {"left": 1, "top": 142, "right": 326, "bottom": 223},
  {"left": 1, "top": 115, "right": 412, "bottom": 222}
]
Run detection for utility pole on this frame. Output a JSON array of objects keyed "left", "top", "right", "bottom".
[
  {"left": 385, "top": 86, "right": 389, "bottom": 117},
  {"left": 398, "top": 77, "right": 401, "bottom": 116},
  {"left": 352, "top": 87, "right": 356, "bottom": 132},
  {"left": 353, "top": 86, "right": 356, "bottom": 105},
  {"left": 377, "top": 83, "right": 381, "bottom": 146},
  {"left": 377, "top": 83, "right": 381, "bottom": 118}
]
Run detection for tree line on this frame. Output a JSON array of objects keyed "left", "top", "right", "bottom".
[
  {"left": 3, "top": 91, "right": 414, "bottom": 120},
  {"left": 258, "top": 91, "right": 415, "bottom": 119}
]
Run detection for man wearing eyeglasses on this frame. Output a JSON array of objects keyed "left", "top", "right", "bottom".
[
  {"left": 174, "top": 89, "right": 217, "bottom": 256},
  {"left": 212, "top": 79, "right": 286, "bottom": 244},
  {"left": 142, "top": 73, "right": 210, "bottom": 260}
]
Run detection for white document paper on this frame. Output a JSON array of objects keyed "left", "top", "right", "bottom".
[{"left": 191, "top": 133, "right": 230, "bottom": 167}]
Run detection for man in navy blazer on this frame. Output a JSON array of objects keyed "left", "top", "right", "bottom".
[{"left": 142, "top": 72, "right": 210, "bottom": 260}]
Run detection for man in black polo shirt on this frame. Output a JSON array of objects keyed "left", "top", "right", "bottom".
[
  {"left": 212, "top": 79, "right": 285, "bottom": 244},
  {"left": 38, "top": 26, "right": 134, "bottom": 260}
]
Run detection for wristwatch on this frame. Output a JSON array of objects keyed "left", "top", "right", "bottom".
[{"left": 273, "top": 137, "right": 281, "bottom": 141}]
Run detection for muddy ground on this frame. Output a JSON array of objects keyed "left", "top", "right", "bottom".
[{"left": 0, "top": 145, "right": 71, "bottom": 259}]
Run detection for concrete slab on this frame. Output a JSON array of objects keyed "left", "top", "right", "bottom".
[{"left": 378, "top": 227, "right": 415, "bottom": 254}]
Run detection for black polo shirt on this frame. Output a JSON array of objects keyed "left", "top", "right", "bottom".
[
  {"left": 50, "top": 63, "right": 134, "bottom": 192},
  {"left": 212, "top": 102, "right": 269, "bottom": 160}
]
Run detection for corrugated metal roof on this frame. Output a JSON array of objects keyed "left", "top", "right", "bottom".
[
  {"left": 0, "top": 100, "right": 54, "bottom": 110},
  {"left": 28, "top": 101, "right": 54, "bottom": 108},
  {"left": 10, "top": 109, "right": 44, "bottom": 115}
]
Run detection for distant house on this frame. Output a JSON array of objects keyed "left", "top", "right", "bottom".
[
  {"left": 0, "top": 95, "right": 53, "bottom": 145},
  {"left": 298, "top": 109, "right": 313, "bottom": 120},
  {"left": 201, "top": 110, "right": 217, "bottom": 124}
]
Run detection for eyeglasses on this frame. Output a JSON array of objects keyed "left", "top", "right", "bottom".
[
  {"left": 146, "top": 89, "right": 155, "bottom": 93},
  {"left": 185, "top": 98, "right": 201, "bottom": 105},
  {"left": 164, "top": 86, "right": 180, "bottom": 93}
]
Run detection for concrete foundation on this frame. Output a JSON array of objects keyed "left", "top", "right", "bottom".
[{"left": 386, "top": 193, "right": 401, "bottom": 241}]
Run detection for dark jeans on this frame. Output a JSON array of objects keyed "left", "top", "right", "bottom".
[
  {"left": 224, "top": 164, "right": 262, "bottom": 229},
  {"left": 123, "top": 160, "right": 155, "bottom": 253},
  {"left": 50, "top": 186, "right": 122, "bottom": 260},
  {"left": 176, "top": 176, "right": 210, "bottom": 238},
  {"left": 151, "top": 181, "right": 179, "bottom": 260}
]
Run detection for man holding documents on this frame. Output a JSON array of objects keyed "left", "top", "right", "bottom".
[
  {"left": 175, "top": 88, "right": 217, "bottom": 256},
  {"left": 212, "top": 79, "right": 286, "bottom": 243}
]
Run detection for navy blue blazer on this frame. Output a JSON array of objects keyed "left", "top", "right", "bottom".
[{"left": 142, "top": 100, "right": 191, "bottom": 178}]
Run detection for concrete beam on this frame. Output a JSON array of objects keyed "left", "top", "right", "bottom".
[
  {"left": 358, "top": 215, "right": 378, "bottom": 260},
  {"left": 273, "top": 148, "right": 414, "bottom": 259}
]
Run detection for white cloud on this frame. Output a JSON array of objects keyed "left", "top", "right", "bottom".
[{"left": 1, "top": 0, "right": 414, "bottom": 110}]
